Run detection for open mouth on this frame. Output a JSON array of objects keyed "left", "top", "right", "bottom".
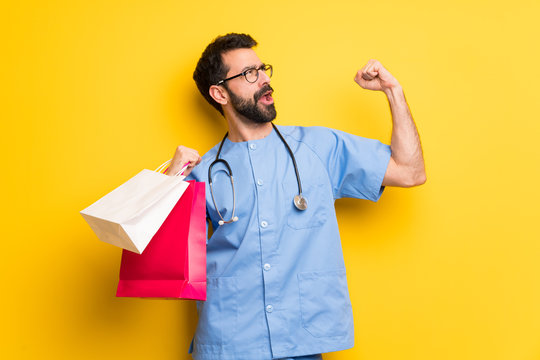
[{"left": 258, "top": 90, "right": 274, "bottom": 105}]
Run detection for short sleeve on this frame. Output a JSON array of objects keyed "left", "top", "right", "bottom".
[{"left": 309, "top": 127, "right": 391, "bottom": 202}]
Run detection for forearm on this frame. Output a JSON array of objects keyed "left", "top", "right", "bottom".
[{"left": 384, "top": 86, "right": 426, "bottom": 184}]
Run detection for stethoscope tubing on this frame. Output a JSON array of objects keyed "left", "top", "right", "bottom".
[
  {"left": 208, "top": 123, "right": 305, "bottom": 225},
  {"left": 271, "top": 123, "right": 303, "bottom": 195}
]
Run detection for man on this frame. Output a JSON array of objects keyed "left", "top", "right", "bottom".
[{"left": 166, "top": 33, "right": 426, "bottom": 360}]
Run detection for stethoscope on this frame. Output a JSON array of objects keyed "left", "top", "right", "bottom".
[{"left": 208, "top": 123, "right": 307, "bottom": 225}]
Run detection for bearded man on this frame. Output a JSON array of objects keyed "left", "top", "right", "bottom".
[{"left": 166, "top": 33, "right": 426, "bottom": 360}]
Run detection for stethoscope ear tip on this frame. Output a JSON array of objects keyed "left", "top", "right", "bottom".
[
  {"left": 232, "top": 216, "right": 239, "bottom": 222},
  {"left": 218, "top": 220, "right": 225, "bottom": 226}
]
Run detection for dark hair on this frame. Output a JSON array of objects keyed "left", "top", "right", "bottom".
[{"left": 193, "top": 33, "right": 257, "bottom": 115}]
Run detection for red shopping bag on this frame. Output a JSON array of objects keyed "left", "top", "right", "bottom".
[{"left": 116, "top": 180, "right": 206, "bottom": 300}]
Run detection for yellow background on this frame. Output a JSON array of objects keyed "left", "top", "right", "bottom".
[{"left": 2, "top": 0, "right": 539, "bottom": 359}]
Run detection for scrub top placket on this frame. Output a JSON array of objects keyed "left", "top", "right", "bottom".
[{"left": 245, "top": 131, "right": 293, "bottom": 356}]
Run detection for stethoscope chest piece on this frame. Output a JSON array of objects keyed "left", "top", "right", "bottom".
[{"left": 294, "top": 194, "right": 308, "bottom": 211}]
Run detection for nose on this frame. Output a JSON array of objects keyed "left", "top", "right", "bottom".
[{"left": 258, "top": 68, "right": 271, "bottom": 86}]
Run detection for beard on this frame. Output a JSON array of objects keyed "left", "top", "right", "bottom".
[{"left": 227, "top": 85, "right": 277, "bottom": 124}]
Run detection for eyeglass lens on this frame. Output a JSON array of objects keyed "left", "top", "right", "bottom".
[{"left": 245, "top": 65, "right": 272, "bottom": 83}]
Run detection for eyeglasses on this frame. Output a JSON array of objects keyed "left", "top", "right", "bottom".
[{"left": 215, "top": 64, "right": 273, "bottom": 86}]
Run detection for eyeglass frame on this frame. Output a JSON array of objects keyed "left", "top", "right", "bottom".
[{"left": 215, "top": 64, "right": 273, "bottom": 86}]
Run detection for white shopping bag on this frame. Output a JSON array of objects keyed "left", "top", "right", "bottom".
[{"left": 80, "top": 160, "right": 189, "bottom": 254}]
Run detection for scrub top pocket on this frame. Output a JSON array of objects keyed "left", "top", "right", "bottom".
[
  {"left": 298, "top": 269, "right": 353, "bottom": 338},
  {"left": 194, "top": 276, "right": 238, "bottom": 346},
  {"left": 282, "top": 179, "right": 328, "bottom": 230}
]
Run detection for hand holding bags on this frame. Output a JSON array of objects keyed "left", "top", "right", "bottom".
[
  {"left": 81, "top": 160, "right": 207, "bottom": 300},
  {"left": 80, "top": 161, "right": 189, "bottom": 254},
  {"left": 116, "top": 180, "right": 207, "bottom": 300}
]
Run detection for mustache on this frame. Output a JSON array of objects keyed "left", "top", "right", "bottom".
[{"left": 254, "top": 85, "right": 274, "bottom": 102}]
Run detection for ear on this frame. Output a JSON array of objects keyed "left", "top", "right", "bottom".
[{"left": 209, "top": 85, "right": 228, "bottom": 106}]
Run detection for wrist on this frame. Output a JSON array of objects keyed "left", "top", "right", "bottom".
[{"left": 383, "top": 84, "right": 403, "bottom": 98}]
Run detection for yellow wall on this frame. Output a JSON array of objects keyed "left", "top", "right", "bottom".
[{"left": 2, "top": 0, "right": 539, "bottom": 359}]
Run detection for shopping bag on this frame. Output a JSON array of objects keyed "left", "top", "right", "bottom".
[
  {"left": 80, "top": 160, "right": 189, "bottom": 254},
  {"left": 116, "top": 180, "right": 207, "bottom": 300}
]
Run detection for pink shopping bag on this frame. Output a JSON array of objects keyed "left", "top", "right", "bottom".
[{"left": 116, "top": 180, "right": 206, "bottom": 300}]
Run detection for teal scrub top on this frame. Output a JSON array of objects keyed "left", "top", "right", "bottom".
[{"left": 186, "top": 125, "right": 391, "bottom": 360}]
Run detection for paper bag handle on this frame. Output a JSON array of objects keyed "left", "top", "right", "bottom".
[{"left": 155, "top": 159, "right": 189, "bottom": 177}]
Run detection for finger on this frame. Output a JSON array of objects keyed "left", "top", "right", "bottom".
[
  {"left": 192, "top": 153, "right": 201, "bottom": 165},
  {"left": 365, "top": 63, "right": 378, "bottom": 76},
  {"left": 185, "top": 150, "right": 200, "bottom": 162},
  {"left": 364, "top": 68, "right": 379, "bottom": 79},
  {"left": 362, "top": 65, "right": 377, "bottom": 79},
  {"left": 372, "top": 61, "right": 391, "bottom": 78},
  {"left": 182, "top": 158, "right": 197, "bottom": 169},
  {"left": 186, "top": 153, "right": 202, "bottom": 168},
  {"left": 362, "top": 72, "right": 374, "bottom": 80},
  {"left": 368, "top": 59, "right": 380, "bottom": 68},
  {"left": 367, "top": 70, "right": 378, "bottom": 79},
  {"left": 355, "top": 67, "right": 366, "bottom": 80},
  {"left": 175, "top": 152, "right": 199, "bottom": 170},
  {"left": 366, "top": 59, "right": 380, "bottom": 73}
]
